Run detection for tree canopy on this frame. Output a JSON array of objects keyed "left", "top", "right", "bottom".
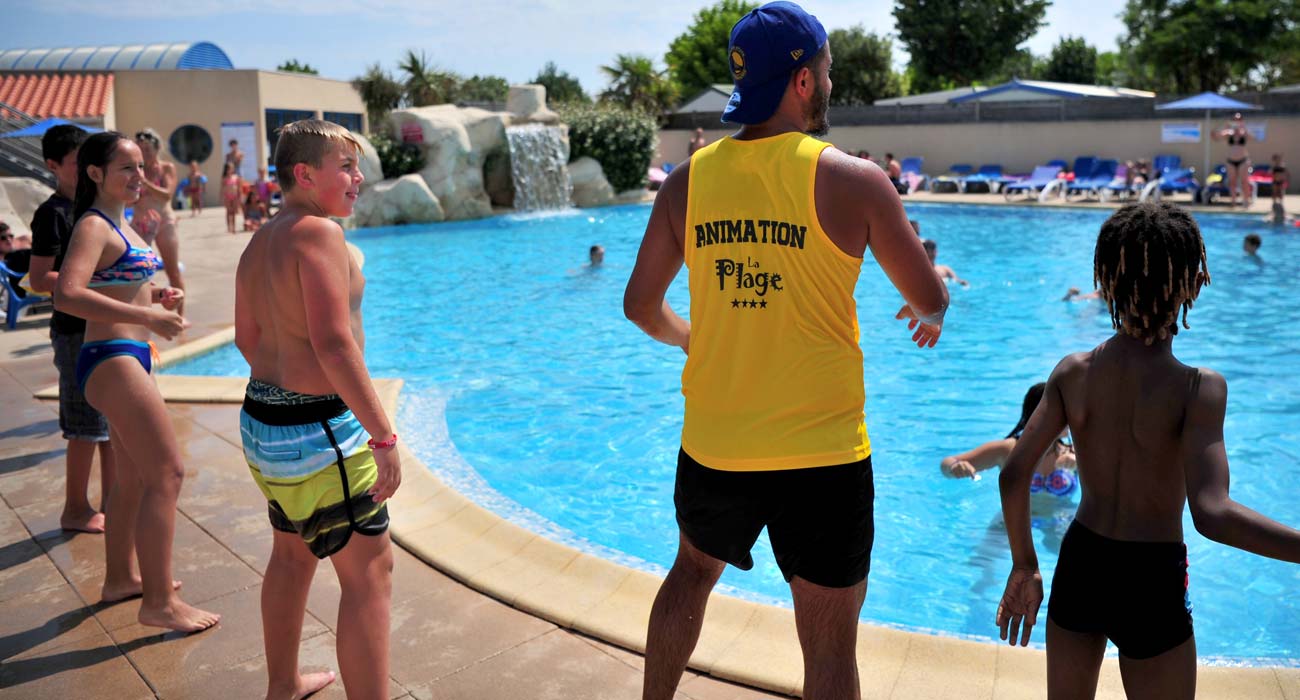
[
  {"left": 665, "top": 0, "right": 758, "bottom": 100},
  {"left": 1042, "top": 36, "right": 1098, "bottom": 84},
  {"left": 826, "top": 26, "right": 902, "bottom": 105},
  {"left": 894, "top": 0, "right": 1049, "bottom": 92},
  {"left": 532, "top": 62, "right": 590, "bottom": 105},
  {"left": 277, "top": 59, "right": 318, "bottom": 75},
  {"left": 1121, "top": 0, "right": 1300, "bottom": 93},
  {"left": 352, "top": 63, "right": 404, "bottom": 131},
  {"left": 599, "top": 54, "right": 678, "bottom": 115}
]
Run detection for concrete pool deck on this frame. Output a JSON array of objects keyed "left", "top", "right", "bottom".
[{"left": 1, "top": 199, "right": 1297, "bottom": 699}]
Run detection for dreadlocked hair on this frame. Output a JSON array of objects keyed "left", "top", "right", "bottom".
[{"left": 1093, "top": 202, "right": 1210, "bottom": 345}]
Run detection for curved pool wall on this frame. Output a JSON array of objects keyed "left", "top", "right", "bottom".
[{"left": 167, "top": 203, "right": 1300, "bottom": 662}]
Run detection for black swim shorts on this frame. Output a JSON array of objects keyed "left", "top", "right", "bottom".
[
  {"left": 674, "top": 448, "right": 874, "bottom": 589},
  {"left": 1048, "top": 519, "right": 1193, "bottom": 659}
]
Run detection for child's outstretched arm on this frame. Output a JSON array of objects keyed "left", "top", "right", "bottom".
[
  {"left": 995, "top": 357, "right": 1071, "bottom": 645},
  {"left": 940, "top": 438, "right": 1014, "bottom": 478},
  {"left": 1184, "top": 369, "right": 1300, "bottom": 563}
]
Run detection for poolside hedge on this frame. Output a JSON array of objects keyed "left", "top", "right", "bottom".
[
  {"left": 370, "top": 132, "right": 426, "bottom": 180},
  {"left": 560, "top": 104, "right": 658, "bottom": 192}
]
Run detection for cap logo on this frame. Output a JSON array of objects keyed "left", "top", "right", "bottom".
[
  {"left": 730, "top": 47, "right": 747, "bottom": 80},
  {"left": 790, "top": 48, "right": 804, "bottom": 61}
]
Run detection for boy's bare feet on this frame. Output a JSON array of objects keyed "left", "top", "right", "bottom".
[
  {"left": 101, "top": 577, "right": 183, "bottom": 603},
  {"left": 267, "top": 671, "right": 336, "bottom": 700},
  {"left": 138, "top": 598, "right": 221, "bottom": 632},
  {"left": 60, "top": 508, "right": 105, "bottom": 533}
]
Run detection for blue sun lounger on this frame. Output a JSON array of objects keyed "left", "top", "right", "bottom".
[
  {"left": 1066, "top": 160, "right": 1118, "bottom": 201},
  {"left": 1, "top": 261, "right": 50, "bottom": 330},
  {"left": 961, "top": 164, "right": 1004, "bottom": 193},
  {"left": 1003, "top": 165, "right": 1063, "bottom": 200},
  {"left": 931, "top": 164, "right": 972, "bottom": 193}
]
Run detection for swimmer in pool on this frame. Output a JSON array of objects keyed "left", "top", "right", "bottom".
[{"left": 940, "top": 382, "right": 1078, "bottom": 497}]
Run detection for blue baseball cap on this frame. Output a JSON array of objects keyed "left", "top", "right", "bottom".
[{"left": 721, "top": 1, "right": 827, "bottom": 125}]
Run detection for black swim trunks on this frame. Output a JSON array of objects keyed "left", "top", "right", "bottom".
[
  {"left": 1048, "top": 520, "right": 1193, "bottom": 659},
  {"left": 674, "top": 448, "right": 874, "bottom": 588}
]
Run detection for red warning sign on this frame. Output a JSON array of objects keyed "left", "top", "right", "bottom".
[{"left": 400, "top": 122, "right": 423, "bottom": 144}]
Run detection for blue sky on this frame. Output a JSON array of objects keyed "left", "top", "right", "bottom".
[{"left": 9, "top": 0, "right": 1128, "bottom": 95}]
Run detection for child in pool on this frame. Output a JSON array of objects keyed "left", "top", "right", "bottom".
[
  {"left": 940, "top": 382, "right": 1077, "bottom": 497},
  {"left": 995, "top": 202, "right": 1300, "bottom": 699}
]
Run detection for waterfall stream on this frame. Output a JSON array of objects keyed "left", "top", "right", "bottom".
[{"left": 506, "top": 124, "right": 572, "bottom": 212}]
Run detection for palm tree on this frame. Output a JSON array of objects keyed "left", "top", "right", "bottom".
[
  {"left": 398, "top": 49, "right": 460, "bottom": 106},
  {"left": 352, "top": 63, "right": 404, "bottom": 129},
  {"left": 599, "top": 54, "right": 678, "bottom": 115}
]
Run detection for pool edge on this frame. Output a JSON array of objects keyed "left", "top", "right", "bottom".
[{"left": 105, "top": 334, "right": 1300, "bottom": 697}]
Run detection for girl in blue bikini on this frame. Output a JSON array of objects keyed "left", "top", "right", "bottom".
[
  {"left": 940, "top": 382, "right": 1078, "bottom": 498},
  {"left": 54, "top": 131, "right": 219, "bottom": 633}
]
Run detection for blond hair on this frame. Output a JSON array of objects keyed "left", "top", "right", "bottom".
[{"left": 273, "top": 119, "right": 362, "bottom": 192}]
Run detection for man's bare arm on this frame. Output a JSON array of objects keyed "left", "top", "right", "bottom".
[
  {"left": 624, "top": 164, "right": 690, "bottom": 352},
  {"left": 28, "top": 254, "right": 56, "bottom": 294}
]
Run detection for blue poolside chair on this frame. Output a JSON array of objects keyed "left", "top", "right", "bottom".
[
  {"left": 962, "top": 164, "right": 1004, "bottom": 193},
  {"left": 1068, "top": 156, "right": 1098, "bottom": 181},
  {"left": 1003, "top": 165, "right": 1063, "bottom": 200},
  {"left": 900, "top": 156, "right": 928, "bottom": 192},
  {"left": 1139, "top": 167, "right": 1199, "bottom": 202},
  {"left": 1066, "top": 160, "right": 1118, "bottom": 201},
  {"left": 1100, "top": 163, "right": 1138, "bottom": 202},
  {"left": 0, "top": 261, "right": 50, "bottom": 330},
  {"left": 1152, "top": 154, "right": 1181, "bottom": 174},
  {"left": 931, "top": 164, "right": 972, "bottom": 193}
]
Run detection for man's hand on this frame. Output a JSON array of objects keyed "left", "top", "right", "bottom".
[
  {"left": 895, "top": 304, "right": 943, "bottom": 348},
  {"left": 368, "top": 445, "right": 402, "bottom": 503},
  {"left": 996, "top": 566, "right": 1044, "bottom": 647}
]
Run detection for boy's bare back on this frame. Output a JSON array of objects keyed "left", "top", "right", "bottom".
[
  {"left": 235, "top": 210, "right": 364, "bottom": 396},
  {"left": 1050, "top": 335, "right": 1208, "bottom": 542}
]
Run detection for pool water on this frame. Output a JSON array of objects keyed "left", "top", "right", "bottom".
[{"left": 172, "top": 203, "right": 1300, "bottom": 660}]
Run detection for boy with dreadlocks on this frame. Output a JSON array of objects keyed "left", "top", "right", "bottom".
[{"left": 993, "top": 202, "right": 1300, "bottom": 699}]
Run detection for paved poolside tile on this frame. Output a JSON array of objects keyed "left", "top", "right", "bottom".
[
  {"left": 0, "top": 629, "right": 152, "bottom": 700},
  {"left": 424, "top": 516, "right": 538, "bottom": 582},
  {"left": 0, "top": 584, "right": 102, "bottom": 661},
  {"left": 854, "top": 625, "right": 913, "bottom": 700},
  {"left": 572, "top": 567, "right": 659, "bottom": 651},
  {"left": 408, "top": 628, "right": 644, "bottom": 700},
  {"left": 1278, "top": 667, "right": 1300, "bottom": 699},
  {"left": 888, "top": 632, "right": 996, "bottom": 700},
  {"left": 1199, "top": 665, "right": 1287, "bottom": 700},
  {"left": 0, "top": 445, "right": 75, "bottom": 507},
  {"left": 516, "top": 552, "right": 634, "bottom": 628},
  {"left": 385, "top": 564, "right": 555, "bottom": 687},
  {"left": 709, "top": 605, "right": 803, "bottom": 696},
  {"left": 0, "top": 537, "right": 66, "bottom": 603},
  {"left": 678, "top": 673, "right": 793, "bottom": 700},
  {"left": 682, "top": 594, "right": 758, "bottom": 674},
  {"left": 464, "top": 531, "right": 581, "bottom": 606},
  {"left": 109, "top": 584, "right": 329, "bottom": 697},
  {"left": 155, "top": 630, "right": 408, "bottom": 700}
]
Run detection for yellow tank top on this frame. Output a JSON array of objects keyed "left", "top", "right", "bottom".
[{"left": 681, "top": 132, "right": 870, "bottom": 471}]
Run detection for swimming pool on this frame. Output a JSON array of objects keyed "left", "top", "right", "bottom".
[{"left": 172, "top": 203, "right": 1300, "bottom": 661}]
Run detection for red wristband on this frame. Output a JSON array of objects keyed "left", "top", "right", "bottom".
[{"left": 367, "top": 434, "right": 398, "bottom": 450}]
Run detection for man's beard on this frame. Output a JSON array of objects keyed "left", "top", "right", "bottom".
[{"left": 805, "top": 81, "right": 830, "bottom": 137}]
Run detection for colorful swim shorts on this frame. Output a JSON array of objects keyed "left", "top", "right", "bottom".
[{"left": 240, "top": 379, "right": 389, "bottom": 558}]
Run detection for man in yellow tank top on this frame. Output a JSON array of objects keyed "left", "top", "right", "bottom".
[{"left": 624, "top": 3, "right": 949, "bottom": 698}]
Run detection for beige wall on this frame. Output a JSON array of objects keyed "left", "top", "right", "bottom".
[
  {"left": 659, "top": 117, "right": 1300, "bottom": 193},
  {"left": 113, "top": 70, "right": 366, "bottom": 207}
]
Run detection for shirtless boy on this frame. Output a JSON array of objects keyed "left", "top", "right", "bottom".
[
  {"left": 235, "top": 120, "right": 401, "bottom": 700},
  {"left": 996, "top": 202, "right": 1300, "bottom": 699}
]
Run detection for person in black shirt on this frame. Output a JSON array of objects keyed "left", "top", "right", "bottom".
[{"left": 28, "top": 124, "right": 115, "bottom": 534}]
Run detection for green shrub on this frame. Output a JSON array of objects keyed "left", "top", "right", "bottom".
[
  {"left": 559, "top": 103, "right": 658, "bottom": 192},
  {"left": 369, "top": 132, "right": 426, "bottom": 180}
]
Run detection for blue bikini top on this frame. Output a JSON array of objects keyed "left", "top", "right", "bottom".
[{"left": 85, "top": 208, "right": 161, "bottom": 287}]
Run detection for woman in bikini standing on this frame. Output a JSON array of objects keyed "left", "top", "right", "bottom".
[
  {"left": 55, "top": 131, "right": 219, "bottom": 632},
  {"left": 133, "top": 129, "right": 186, "bottom": 319},
  {"left": 1213, "top": 113, "right": 1252, "bottom": 208}
]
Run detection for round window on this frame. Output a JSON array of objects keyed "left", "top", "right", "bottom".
[{"left": 168, "top": 124, "right": 213, "bottom": 164}]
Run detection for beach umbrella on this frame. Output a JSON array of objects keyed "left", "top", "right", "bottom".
[
  {"left": 1155, "top": 92, "right": 1262, "bottom": 177},
  {"left": 0, "top": 117, "right": 102, "bottom": 139}
]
